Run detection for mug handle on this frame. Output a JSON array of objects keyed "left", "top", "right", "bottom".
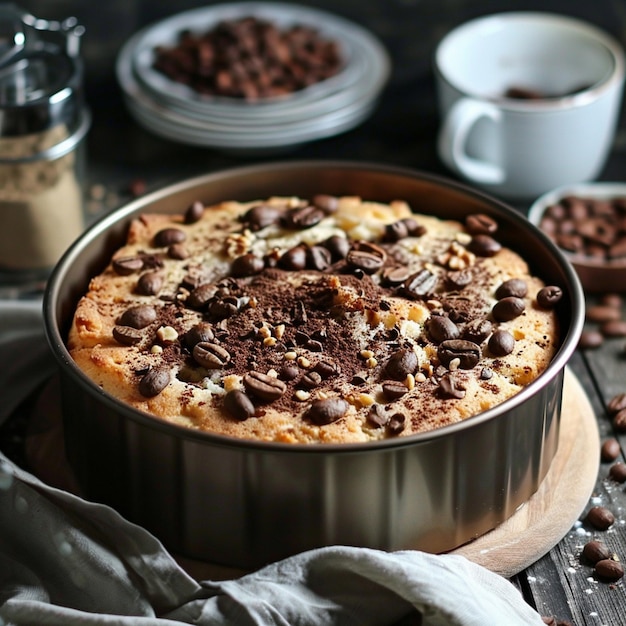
[{"left": 438, "top": 98, "right": 504, "bottom": 185}]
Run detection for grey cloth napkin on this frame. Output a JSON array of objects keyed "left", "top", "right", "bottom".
[{"left": 0, "top": 300, "right": 546, "bottom": 626}]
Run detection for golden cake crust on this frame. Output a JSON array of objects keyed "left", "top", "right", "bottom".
[{"left": 68, "top": 195, "right": 560, "bottom": 444}]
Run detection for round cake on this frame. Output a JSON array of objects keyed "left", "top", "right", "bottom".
[{"left": 68, "top": 194, "right": 561, "bottom": 444}]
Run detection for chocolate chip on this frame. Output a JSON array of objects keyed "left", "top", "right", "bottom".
[
  {"left": 439, "top": 373, "right": 466, "bottom": 399},
  {"left": 595, "top": 559, "right": 624, "bottom": 582},
  {"left": 243, "top": 204, "right": 284, "bottom": 231},
  {"left": 279, "top": 245, "right": 307, "bottom": 270},
  {"left": 119, "top": 304, "right": 157, "bottom": 329},
  {"left": 438, "top": 339, "right": 481, "bottom": 369},
  {"left": 401, "top": 268, "right": 437, "bottom": 299},
  {"left": 154, "top": 227, "right": 186, "bottom": 247},
  {"left": 582, "top": 540, "right": 612, "bottom": 564},
  {"left": 306, "top": 245, "right": 332, "bottom": 271},
  {"left": 465, "top": 213, "right": 498, "bottom": 235},
  {"left": 467, "top": 234, "right": 501, "bottom": 257},
  {"left": 243, "top": 371, "right": 287, "bottom": 401},
  {"left": 387, "top": 412, "right": 406, "bottom": 435},
  {"left": 536, "top": 286, "right": 563, "bottom": 309},
  {"left": 184, "top": 322, "right": 215, "bottom": 349},
  {"left": 426, "top": 315, "right": 459, "bottom": 343},
  {"left": 313, "top": 194, "right": 339, "bottom": 214},
  {"left": 112, "top": 255, "right": 144, "bottom": 276},
  {"left": 138, "top": 366, "right": 171, "bottom": 397},
  {"left": 322, "top": 235, "right": 350, "bottom": 261},
  {"left": 488, "top": 329, "right": 515, "bottom": 356},
  {"left": 193, "top": 342, "right": 231, "bottom": 368},
  {"left": 367, "top": 404, "right": 389, "bottom": 427},
  {"left": 495, "top": 278, "right": 528, "bottom": 299},
  {"left": 463, "top": 318, "right": 493, "bottom": 344},
  {"left": 382, "top": 380, "right": 408, "bottom": 401},
  {"left": 445, "top": 269, "right": 472, "bottom": 290},
  {"left": 578, "top": 329, "right": 604, "bottom": 350},
  {"left": 112, "top": 325, "right": 144, "bottom": 346},
  {"left": 306, "top": 397, "right": 349, "bottom": 425},
  {"left": 185, "top": 200, "right": 204, "bottom": 224},
  {"left": 282, "top": 204, "right": 325, "bottom": 229},
  {"left": 608, "top": 393, "right": 626, "bottom": 415},
  {"left": 136, "top": 271, "right": 164, "bottom": 296},
  {"left": 601, "top": 438, "right": 621, "bottom": 462},
  {"left": 585, "top": 505, "right": 615, "bottom": 530},
  {"left": 385, "top": 348, "right": 418, "bottom": 379},
  {"left": 223, "top": 389, "right": 256, "bottom": 420},
  {"left": 346, "top": 241, "right": 386, "bottom": 274},
  {"left": 609, "top": 462, "right": 626, "bottom": 483},
  {"left": 231, "top": 253, "right": 265, "bottom": 277},
  {"left": 492, "top": 296, "right": 525, "bottom": 322}
]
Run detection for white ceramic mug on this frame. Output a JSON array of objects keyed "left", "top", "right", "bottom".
[{"left": 435, "top": 12, "right": 626, "bottom": 199}]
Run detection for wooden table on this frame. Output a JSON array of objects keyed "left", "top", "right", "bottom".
[{"left": 6, "top": 0, "right": 626, "bottom": 623}]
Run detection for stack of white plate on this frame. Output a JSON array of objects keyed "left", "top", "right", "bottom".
[{"left": 116, "top": 2, "right": 391, "bottom": 152}]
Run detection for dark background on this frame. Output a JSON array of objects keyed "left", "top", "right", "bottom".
[{"left": 15, "top": 0, "right": 626, "bottom": 209}]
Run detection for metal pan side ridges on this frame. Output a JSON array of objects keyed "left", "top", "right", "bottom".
[{"left": 43, "top": 161, "right": 585, "bottom": 569}]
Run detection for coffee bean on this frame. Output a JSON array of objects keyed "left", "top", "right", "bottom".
[
  {"left": 402, "top": 217, "right": 426, "bottom": 237},
  {"left": 595, "top": 559, "right": 624, "bottom": 582},
  {"left": 578, "top": 329, "right": 604, "bottom": 350},
  {"left": 207, "top": 295, "right": 240, "bottom": 319},
  {"left": 231, "top": 253, "right": 265, "bottom": 277},
  {"left": 609, "top": 462, "right": 626, "bottom": 483},
  {"left": 445, "top": 269, "right": 472, "bottom": 290},
  {"left": 185, "top": 200, "right": 204, "bottom": 224},
  {"left": 313, "top": 360, "right": 340, "bottom": 379},
  {"left": 438, "top": 339, "right": 481, "bottom": 369},
  {"left": 613, "top": 408, "right": 626, "bottom": 432},
  {"left": 279, "top": 245, "right": 307, "bottom": 270},
  {"left": 608, "top": 393, "right": 626, "bottom": 415},
  {"left": 480, "top": 367, "right": 493, "bottom": 380},
  {"left": 385, "top": 348, "right": 418, "bottom": 379},
  {"left": 187, "top": 283, "right": 216, "bottom": 309},
  {"left": 382, "top": 380, "right": 408, "bottom": 401},
  {"left": 346, "top": 241, "right": 387, "bottom": 274},
  {"left": 381, "top": 266, "right": 411, "bottom": 286},
  {"left": 601, "top": 319, "right": 626, "bottom": 337},
  {"left": 401, "top": 269, "right": 437, "bottom": 299},
  {"left": 306, "top": 339, "right": 323, "bottom": 352},
  {"left": 383, "top": 220, "right": 409, "bottom": 242},
  {"left": 280, "top": 363, "right": 300, "bottom": 381},
  {"left": 585, "top": 505, "right": 615, "bottom": 530},
  {"left": 601, "top": 293, "right": 622, "bottom": 308},
  {"left": 322, "top": 235, "right": 350, "bottom": 261},
  {"left": 463, "top": 318, "right": 493, "bottom": 344},
  {"left": 536, "top": 286, "right": 563, "bottom": 309},
  {"left": 300, "top": 371, "right": 322, "bottom": 389},
  {"left": 312, "top": 194, "right": 339, "bottom": 214},
  {"left": 439, "top": 373, "right": 466, "bottom": 399},
  {"left": 387, "top": 412, "right": 406, "bottom": 435},
  {"left": 184, "top": 322, "right": 215, "bottom": 349},
  {"left": 367, "top": 404, "right": 389, "bottom": 428},
  {"left": 495, "top": 278, "right": 528, "bottom": 299},
  {"left": 306, "top": 245, "right": 332, "bottom": 271},
  {"left": 168, "top": 243, "right": 189, "bottom": 260},
  {"left": 587, "top": 304, "right": 622, "bottom": 323},
  {"left": 465, "top": 213, "right": 498, "bottom": 235},
  {"left": 243, "top": 371, "right": 287, "bottom": 401},
  {"left": 224, "top": 389, "right": 256, "bottom": 421},
  {"left": 136, "top": 271, "right": 164, "bottom": 296},
  {"left": 582, "top": 540, "right": 612, "bottom": 564},
  {"left": 488, "top": 329, "right": 515, "bottom": 356},
  {"left": 138, "top": 366, "right": 171, "bottom": 397},
  {"left": 112, "top": 255, "right": 144, "bottom": 275},
  {"left": 467, "top": 234, "right": 501, "bottom": 257},
  {"left": 426, "top": 315, "right": 459, "bottom": 343},
  {"left": 307, "top": 397, "right": 349, "bottom": 425},
  {"left": 154, "top": 227, "right": 186, "bottom": 247},
  {"left": 112, "top": 325, "right": 144, "bottom": 346},
  {"left": 282, "top": 204, "right": 325, "bottom": 229},
  {"left": 492, "top": 296, "right": 525, "bottom": 322},
  {"left": 193, "top": 342, "right": 231, "bottom": 368},
  {"left": 243, "top": 204, "right": 284, "bottom": 231},
  {"left": 119, "top": 304, "right": 157, "bottom": 329},
  {"left": 601, "top": 438, "right": 621, "bottom": 462}
]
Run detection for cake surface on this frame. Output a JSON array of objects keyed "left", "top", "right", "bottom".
[{"left": 68, "top": 194, "right": 561, "bottom": 444}]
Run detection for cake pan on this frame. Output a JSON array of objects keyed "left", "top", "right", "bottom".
[{"left": 43, "top": 161, "right": 585, "bottom": 570}]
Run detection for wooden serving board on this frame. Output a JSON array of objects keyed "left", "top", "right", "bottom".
[{"left": 25, "top": 368, "right": 599, "bottom": 581}]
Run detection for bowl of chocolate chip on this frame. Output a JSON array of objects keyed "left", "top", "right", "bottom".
[
  {"left": 44, "top": 161, "right": 584, "bottom": 570},
  {"left": 528, "top": 182, "right": 626, "bottom": 293}
]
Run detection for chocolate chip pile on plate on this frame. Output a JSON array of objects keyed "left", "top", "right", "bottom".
[{"left": 152, "top": 16, "right": 342, "bottom": 100}]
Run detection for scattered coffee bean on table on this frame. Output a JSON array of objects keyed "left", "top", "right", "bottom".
[
  {"left": 585, "top": 505, "right": 616, "bottom": 530},
  {"left": 609, "top": 462, "right": 626, "bottom": 483},
  {"left": 601, "top": 438, "right": 621, "bottom": 462},
  {"left": 578, "top": 329, "right": 604, "bottom": 350},
  {"left": 595, "top": 558, "right": 625, "bottom": 582},
  {"left": 582, "top": 540, "right": 612, "bottom": 564}
]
